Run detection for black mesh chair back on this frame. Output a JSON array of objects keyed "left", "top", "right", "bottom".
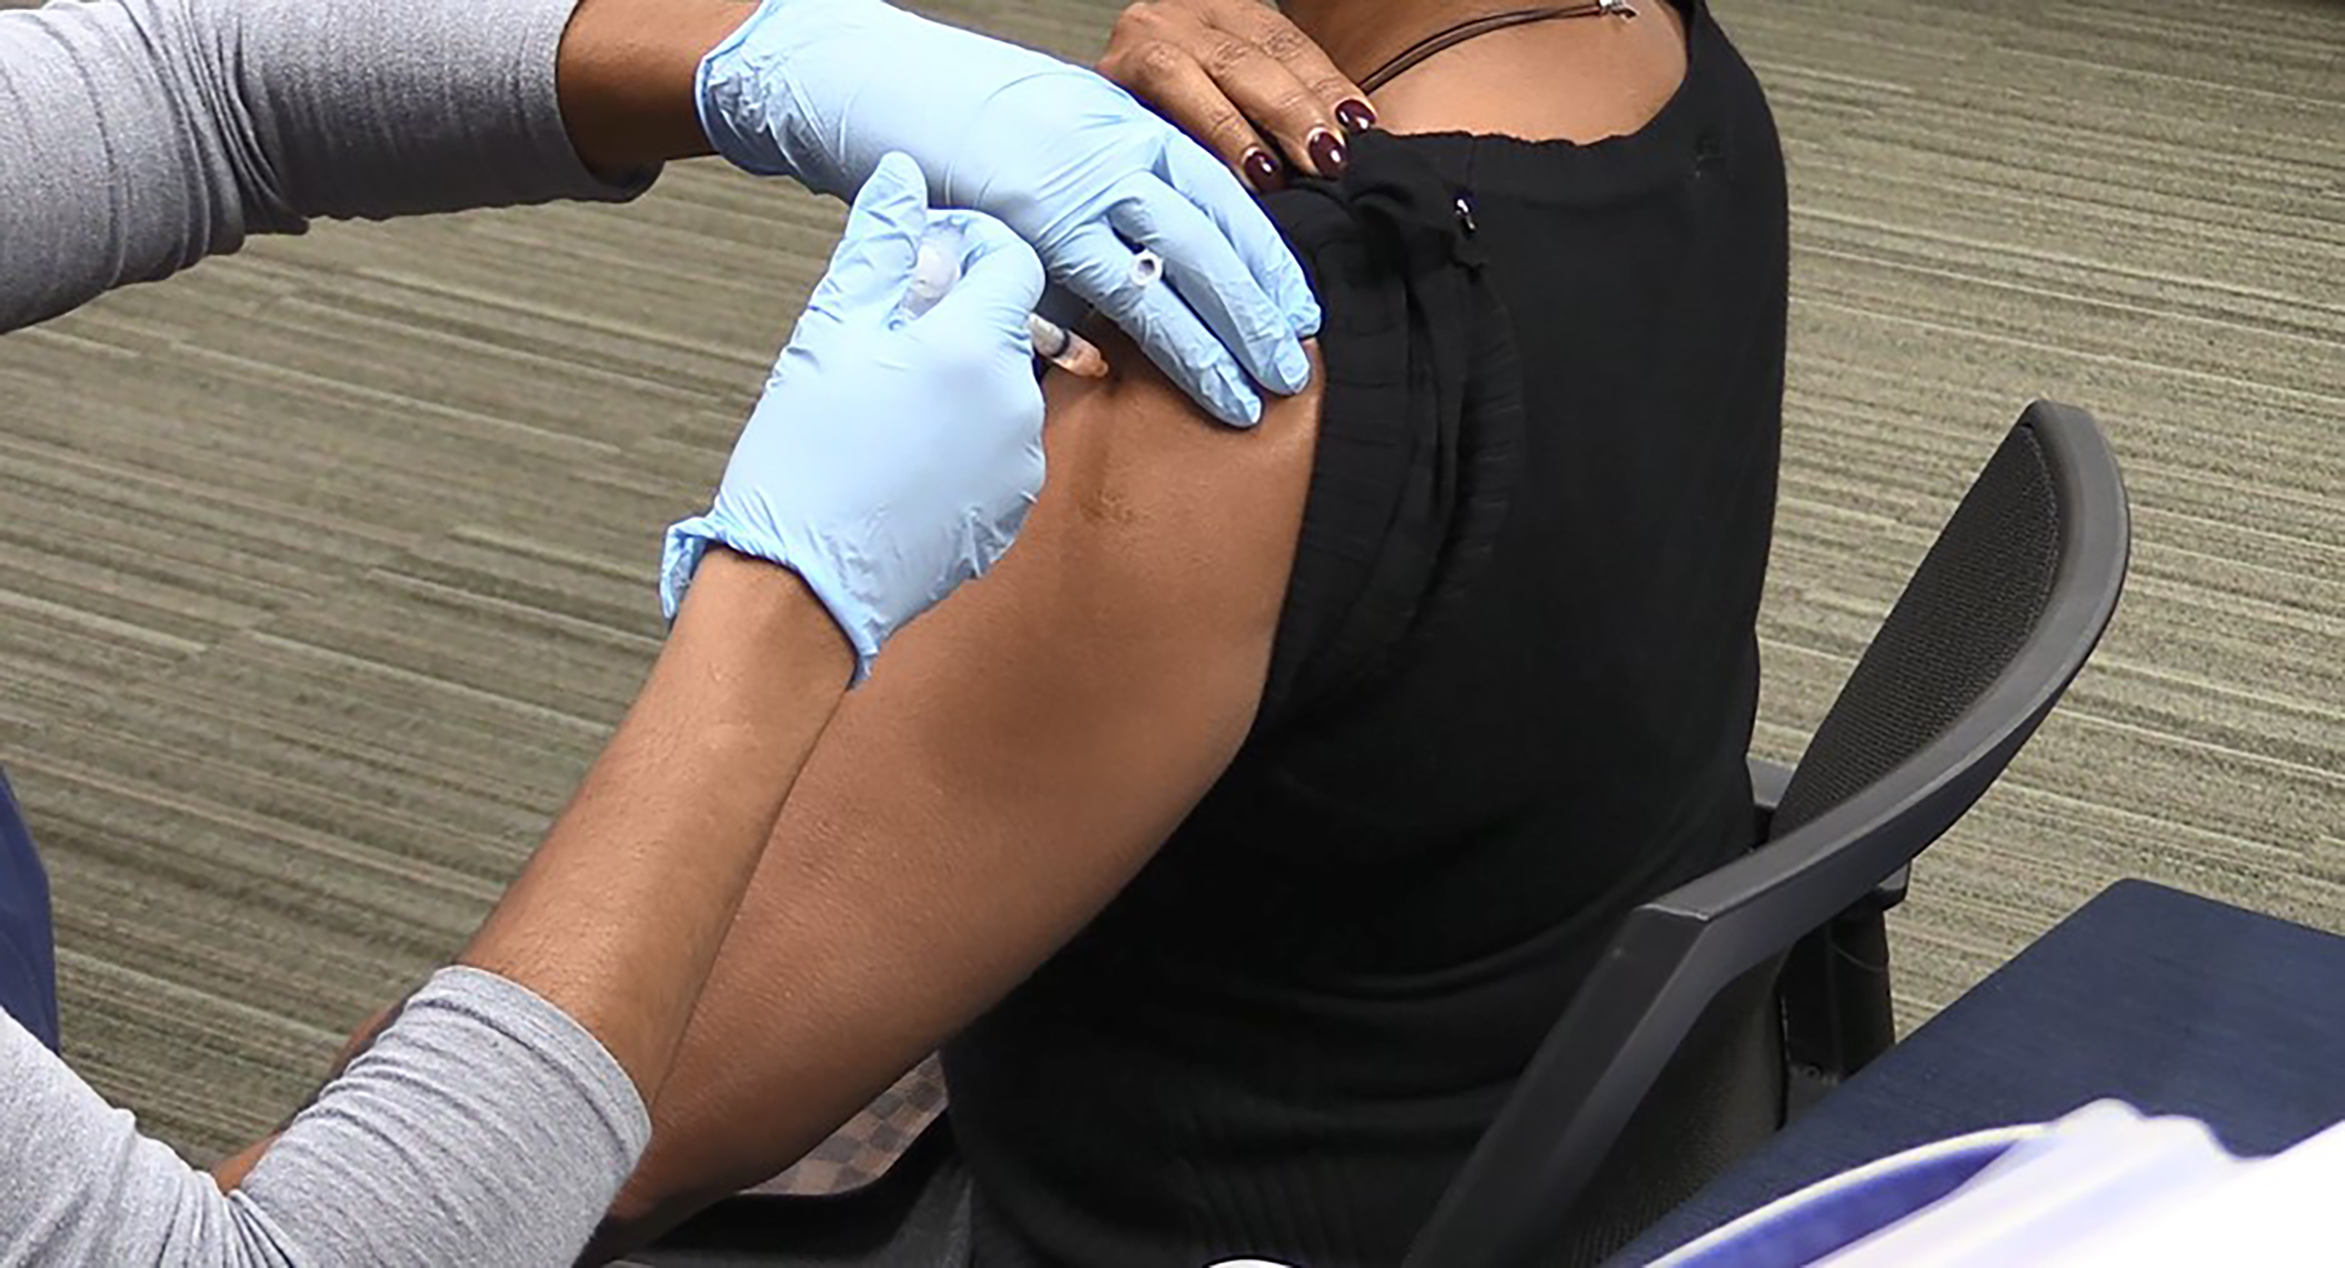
[
  {"left": 1401, "top": 400, "right": 2130, "bottom": 1268},
  {"left": 1767, "top": 400, "right": 2112, "bottom": 1092},
  {"left": 1771, "top": 415, "right": 2076, "bottom": 837}
]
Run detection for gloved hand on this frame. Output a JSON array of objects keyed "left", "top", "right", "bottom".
[
  {"left": 661, "top": 153, "right": 1047, "bottom": 682},
  {"left": 695, "top": 0, "right": 1320, "bottom": 427}
]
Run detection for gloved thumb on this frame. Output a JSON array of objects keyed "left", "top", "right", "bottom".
[
  {"left": 922, "top": 211, "right": 1046, "bottom": 338},
  {"left": 798, "top": 151, "right": 932, "bottom": 344}
]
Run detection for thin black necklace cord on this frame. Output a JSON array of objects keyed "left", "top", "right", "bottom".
[{"left": 1360, "top": 2, "right": 1637, "bottom": 94}]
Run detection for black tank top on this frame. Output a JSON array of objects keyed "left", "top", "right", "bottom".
[{"left": 945, "top": 3, "right": 1787, "bottom": 1262}]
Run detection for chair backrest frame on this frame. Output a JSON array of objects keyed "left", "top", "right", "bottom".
[{"left": 1402, "top": 401, "right": 2130, "bottom": 1268}]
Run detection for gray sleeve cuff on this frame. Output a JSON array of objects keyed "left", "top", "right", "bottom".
[
  {"left": 235, "top": 966, "right": 652, "bottom": 1264},
  {"left": 0, "top": 966, "right": 651, "bottom": 1266},
  {"left": 413, "top": 966, "right": 654, "bottom": 1158}
]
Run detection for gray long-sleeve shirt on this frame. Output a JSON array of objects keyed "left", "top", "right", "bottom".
[
  {"left": 1, "top": 968, "right": 652, "bottom": 1265},
  {"left": 3, "top": 0, "right": 669, "bottom": 1258},
  {"left": 0, "top": 0, "right": 645, "bottom": 333}
]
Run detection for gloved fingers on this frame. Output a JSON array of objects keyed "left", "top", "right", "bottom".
[
  {"left": 921, "top": 212, "right": 1048, "bottom": 346},
  {"left": 1053, "top": 220, "right": 1261, "bottom": 427},
  {"left": 1105, "top": 171, "right": 1311, "bottom": 393},
  {"left": 1161, "top": 139, "right": 1321, "bottom": 339},
  {"left": 798, "top": 152, "right": 933, "bottom": 348}
]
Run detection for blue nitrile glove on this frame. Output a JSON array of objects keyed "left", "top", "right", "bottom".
[
  {"left": 661, "top": 154, "right": 1047, "bottom": 682},
  {"left": 695, "top": 0, "right": 1320, "bottom": 428}
]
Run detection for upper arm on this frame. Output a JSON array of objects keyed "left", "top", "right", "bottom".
[{"left": 607, "top": 332, "right": 1324, "bottom": 1227}]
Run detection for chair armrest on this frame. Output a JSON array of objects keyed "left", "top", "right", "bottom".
[{"left": 1747, "top": 755, "right": 1906, "bottom": 911}]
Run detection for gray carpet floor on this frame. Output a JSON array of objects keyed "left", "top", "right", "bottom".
[{"left": 0, "top": 0, "right": 2336, "bottom": 1168}]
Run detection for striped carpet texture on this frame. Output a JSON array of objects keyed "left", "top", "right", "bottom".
[{"left": 0, "top": 0, "right": 2336, "bottom": 1173}]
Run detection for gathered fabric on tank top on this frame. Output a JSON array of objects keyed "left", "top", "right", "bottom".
[{"left": 943, "top": 2, "right": 1788, "bottom": 1262}]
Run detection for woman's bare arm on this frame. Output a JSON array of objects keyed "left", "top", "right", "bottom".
[{"left": 590, "top": 334, "right": 1323, "bottom": 1255}]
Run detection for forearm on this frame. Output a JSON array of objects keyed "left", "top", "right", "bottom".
[
  {"left": 216, "top": 550, "right": 847, "bottom": 1194},
  {"left": 0, "top": 0, "right": 746, "bottom": 333},
  {"left": 462, "top": 549, "right": 851, "bottom": 1101}
]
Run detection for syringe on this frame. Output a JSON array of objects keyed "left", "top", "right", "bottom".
[
  {"left": 1024, "top": 311, "right": 1110, "bottom": 379},
  {"left": 905, "top": 225, "right": 1113, "bottom": 379}
]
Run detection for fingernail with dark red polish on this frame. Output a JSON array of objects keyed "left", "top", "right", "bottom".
[
  {"left": 1242, "top": 148, "right": 1286, "bottom": 193},
  {"left": 1334, "top": 99, "right": 1377, "bottom": 135},
  {"left": 1307, "top": 129, "right": 1348, "bottom": 178}
]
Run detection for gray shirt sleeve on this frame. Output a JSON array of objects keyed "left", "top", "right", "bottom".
[
  {"left": 0, "top": 966, "right": 653, "bottom": 1266},
  {"left": 0, "top": 0, "right": 653, "bottom": 334}
]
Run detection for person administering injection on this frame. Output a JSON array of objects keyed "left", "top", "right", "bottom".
[
  {"left": 0, "top": 0, "right": 1349, "bottom": 1118},
  {"left": 0, "top": 153, "right": 1066, "bottom": 1266}
]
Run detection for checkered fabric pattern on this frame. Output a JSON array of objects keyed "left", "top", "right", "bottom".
[{"left": 750, "top": 1055, "right": 950, "bottom": 1196}]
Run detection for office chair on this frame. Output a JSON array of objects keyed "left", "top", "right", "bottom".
[{"left": 1400, "top": 400, "right": 2132, "bottom": 1268}]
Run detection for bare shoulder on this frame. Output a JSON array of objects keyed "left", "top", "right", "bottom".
[{"left": 1004, "top": 323, "right": 1324, "bottom": 661}]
